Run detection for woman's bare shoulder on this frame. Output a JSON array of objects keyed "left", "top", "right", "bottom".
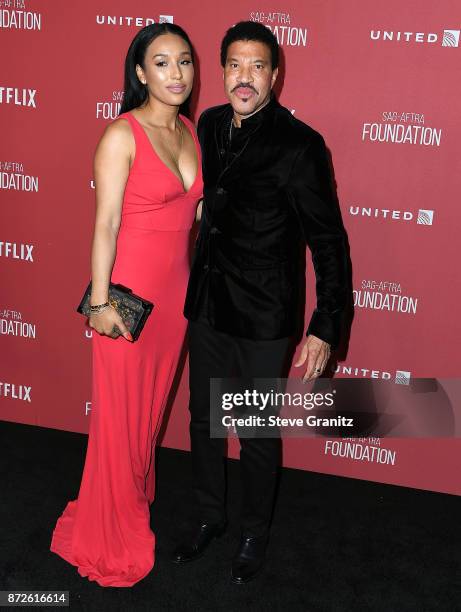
[
  {"left": 102, "top": 116, "right": 132, "bottom": 140},
  {"left": 96, "top": 116, "right": 133, "bottom": 156}
]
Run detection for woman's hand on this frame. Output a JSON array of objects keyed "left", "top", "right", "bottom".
[{"left": 88, "top": 306, "right": 133, "bottom": 341}]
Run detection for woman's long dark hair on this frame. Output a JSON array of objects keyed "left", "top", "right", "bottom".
[{"left": 119, "top": 23, "right": 195, "bottom": 117}]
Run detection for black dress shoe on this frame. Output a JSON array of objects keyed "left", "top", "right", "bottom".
[
  {"left": 172, "top": 520, "right": 227, "bottom": 564},
  {"left": 231, "top": 533, "right": 269, "bottom": 584}
]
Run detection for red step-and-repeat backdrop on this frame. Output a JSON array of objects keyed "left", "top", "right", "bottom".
[{"left": 1, "top": 1, "right": 460, "bottom": 494}]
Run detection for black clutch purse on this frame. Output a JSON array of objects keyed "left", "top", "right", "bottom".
[{"left": 77, "top": 281, "right": 154, "bottom": 341}]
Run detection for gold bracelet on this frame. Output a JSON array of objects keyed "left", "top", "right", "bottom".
[{"left": 89, "top": 301, "right": 110, "bottom": 313}]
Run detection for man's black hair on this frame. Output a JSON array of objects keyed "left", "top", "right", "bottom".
[{"left": 220, "top": 21, "right": 279, "bottom": 69}]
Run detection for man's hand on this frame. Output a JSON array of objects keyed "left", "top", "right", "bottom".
[
  {"left": 195, "top": 199, "right": 203, "bottom": 222},
  {"left": 294, "top": 335, "right": 331, "bottom": 383}
]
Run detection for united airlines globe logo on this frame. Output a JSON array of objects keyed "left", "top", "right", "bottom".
[
  {"left": 417, "top": 210, "right": 434, "bottom": 225},
  {"left": 442, "top": 29, "right": 460, "bottom": 47},
  {"left": 395, "top": 371, "right": 411, "bottom": 385}
]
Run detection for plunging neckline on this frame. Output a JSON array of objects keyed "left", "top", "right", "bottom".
[{"left": 128, "top": 111, "right": 200, "bottom": 196}]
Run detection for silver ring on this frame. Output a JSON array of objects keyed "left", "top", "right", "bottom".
[{"left": 315, "top": 368, "right": 321, "bottom": 373}]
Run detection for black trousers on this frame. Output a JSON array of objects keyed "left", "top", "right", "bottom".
[{"left": 188, "top": 316, "right": 295, "bottom": 537}]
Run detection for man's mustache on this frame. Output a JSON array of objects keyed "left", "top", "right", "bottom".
[{"left": 231, "top": 83, "right": 258, "bottom": 94}]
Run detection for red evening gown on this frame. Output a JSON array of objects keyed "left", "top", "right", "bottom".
[{"left": 50, "top": 112, "right": 203, "bottom": 587}]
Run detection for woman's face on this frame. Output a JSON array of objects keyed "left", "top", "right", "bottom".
[{"left": 136, "top": 33, "right": 194, "bottom": 107}]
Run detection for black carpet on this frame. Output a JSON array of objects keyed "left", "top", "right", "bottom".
[{"left": 0, "top": 420, "right": 460, "bottom": 611}]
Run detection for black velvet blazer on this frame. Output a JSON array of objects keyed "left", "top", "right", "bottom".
[{"left": 184, "top": 94, "right": 349, "bottom": 348}]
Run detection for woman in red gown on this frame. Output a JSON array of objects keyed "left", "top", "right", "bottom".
[{"left": 50, "top": 23, "right": 203, "bottom": 587}]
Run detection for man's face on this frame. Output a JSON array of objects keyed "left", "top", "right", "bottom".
[{"left": 223, "top": 40, "right": 278, "bottom": 118}]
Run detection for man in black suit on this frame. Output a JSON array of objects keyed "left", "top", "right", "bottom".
[{"left": 173, "top": 21, "right": 349, "bottom": 583}]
